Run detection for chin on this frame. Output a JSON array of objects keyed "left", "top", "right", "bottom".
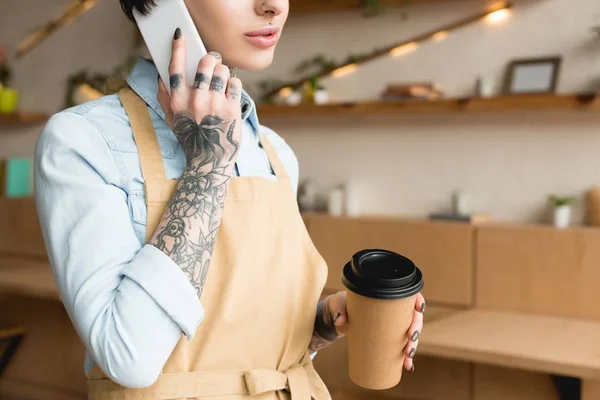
[{"left": 228, "top": 51, "right": 275, "bottom": 71}]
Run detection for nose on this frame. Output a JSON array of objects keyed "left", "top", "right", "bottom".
[{"left": 256, "top": 0, "right": 285, "bottom": 17}]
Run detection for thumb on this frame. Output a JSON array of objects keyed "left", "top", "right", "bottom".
[{"left": 331, "top": 291, "right": 348, "bottom": 335}]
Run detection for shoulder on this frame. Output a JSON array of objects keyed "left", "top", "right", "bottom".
[
  {"left": 38, "top": 94, "right": 127, "bottom": 149},
  {"left": 260, "top": 125, "right": 296, "bottom": 162},
  {"left": 35, "top": 95, "right": 128, "bottom": 185},
  {"left": 259, "top": 124, "right": 300, "bottom": 191}
]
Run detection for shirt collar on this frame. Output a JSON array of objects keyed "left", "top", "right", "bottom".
[{"left": 126, "top": 57, "right": 259, "bottom": 130}]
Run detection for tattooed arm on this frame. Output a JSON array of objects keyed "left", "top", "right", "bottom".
[
  {"left": 148, "top": 114, "right": 238, "bottom": 297},
  {"left": 308, "top": 292, "right": 347, "bottom": 353},
  {"left": 151, "top": 30, "right": 243, "bottom": 297}
]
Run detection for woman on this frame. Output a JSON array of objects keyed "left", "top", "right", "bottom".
[{"left": 34, "top": 0, "right": 425, "bottom": 398}]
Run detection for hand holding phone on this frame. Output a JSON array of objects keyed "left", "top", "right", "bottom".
[
  {"left": 134, "top": 0, "right": 208, "bottom": 95},
  {"left": 157, "top": 31, "right": 243, "bottom": 171}
]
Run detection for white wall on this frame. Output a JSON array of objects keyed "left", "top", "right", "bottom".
[
  {"left": 0, "top": 0, "right": 136, "bottom": 157},
  {"left": 248, "top": 0, "right": 600, "bottom": 223},
  {"left": 2, "top": 0, "right": 600, "bottom": 223}
]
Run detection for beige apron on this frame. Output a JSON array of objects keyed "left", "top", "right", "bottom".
[{"left": 87, "top": 87, "right": 331, "bottom": 400}]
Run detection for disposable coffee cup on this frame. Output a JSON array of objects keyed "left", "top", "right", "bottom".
[{"left": 342, "top": 249, "right": 424, "bottom": 390}]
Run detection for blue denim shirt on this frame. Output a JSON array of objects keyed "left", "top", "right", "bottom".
[{"left": 34, "top": 57, "right": 299, "bottom": 388}]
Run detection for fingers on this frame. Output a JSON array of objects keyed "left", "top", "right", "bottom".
[
  {"left": 226, "top": 78, "right": 243, "bottom": 103},
  {"left": 408, "top": 307, "right": 424, "bottom": 344},
  {"left": 404, "top": 295, "right": 425, "bottom": 371},
  {"left": 415, "top": 293, "right": 426, "bottom": 313},
  {"left": 404, "top": 334, "right": 419, "bottom": 371},
  {"left": 210, "top": 64, "right": 230, "bottom": 95},
  {"left": 405, "top": 309, "right": 423, "bottom": 363},
  {"left": 193, "top": 51, "right": 222, "bottom": 91},
  {"left": 169, "top": 28, "right": 187, "bottom": 94},
  {"left": 328, "top": 291, "right": 348, "bottom": 336},
  {"left": 404, "top": 349, "right": 416, "bottom": 371}
]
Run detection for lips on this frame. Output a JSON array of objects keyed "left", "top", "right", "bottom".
[
  {"left": 244, "top": 26, "right": 281, "bottom": 48},
  {"left": 245, "top": 26, "right": 280, "bottom": 37}
]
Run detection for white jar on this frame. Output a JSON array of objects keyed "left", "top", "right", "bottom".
[
  {"left": 476, "top": 76, "right": 494, "bottom": 98},
  {"left": 298, "top": 180, "right": 318, "bottom": 212},
  {"left": 452, "top": 190, "right": 471, "bottom": 216},
  {"left": 344, "top": 182, "right": 361, "bottom": 217},
  {"left": 327, "top": 187, "right": 344, "bottom": 217},
  {"left": 313, "top": 89, "right": 329, "bottom": 105},
  {"left": 286, "top": 91, "right": 302, "bottom": 106},
  {"left": 553, "top": 205, "right": 571, "bottom": 229}
]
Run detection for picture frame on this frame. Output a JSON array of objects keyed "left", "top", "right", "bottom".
[{"left": 502, "top": 57, "right": 562, "bottom": 95}]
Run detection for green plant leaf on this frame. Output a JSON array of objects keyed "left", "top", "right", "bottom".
[{"left": 547, "top": 194, "right": 577, "bottom": 207}]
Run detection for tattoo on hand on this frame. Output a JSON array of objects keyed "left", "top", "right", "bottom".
[
  {"left": 210, "top": 76, "right": 225, "bottom": 92},
  {"left": 225, "top": 119, "right": 239, "bottom": 161},
  {"left": 170, "top": 73, "right": 183, "bottom": 89},
  {"left": 229, "top": 84, "right": 241, "bottom": 101},
  {"left": 308, "top": 300, "right": 340, "bottom": 353},
  {"left": 194, "top": 72, "right": 210, "bottom": 89},
  {"left": 150, "top": 113, "right": 240, "bottom": 297},
  {"left": 173, "top": 114, "right": 238, "bottom": 165}
]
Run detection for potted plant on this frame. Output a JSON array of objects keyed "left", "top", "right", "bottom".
[
  {"left": 0, "top": 46, "right": 19, "bottom": 114},
  {"left": 308, "top": 76, "right": 329, "bottom": 105},
  {"left": 548, "top": 194, "right": 576, "bottom": 228}
]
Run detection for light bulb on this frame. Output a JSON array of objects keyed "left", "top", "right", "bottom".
[
  {"left": 279, "top": 87, "right": 292, "bottom": 97},
  {"left": 331, "top": 64, "right": 358, "bottom": 78},
  {"left": 485, "top": 8, "right": 510, "bottom": 24},
  {"left": 431, "top": 31, "right": 449, "bottom": 42},
  {"left": 390, "top": 42, "right": 418, "bottom": 57}
]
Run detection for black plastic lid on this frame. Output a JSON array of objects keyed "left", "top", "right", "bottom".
[{"left": 342, "top": 249, "right": 424, "bottom": 300}]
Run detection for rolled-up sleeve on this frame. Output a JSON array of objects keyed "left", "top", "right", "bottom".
[{"left": 34, "top": 111, "right": 203, "bottom": 388}]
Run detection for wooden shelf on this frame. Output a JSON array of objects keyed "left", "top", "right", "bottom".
[
  {"left": 291, "top": 0, "right": 456, "bottom": 13},
  {"left": 257, "top": 93, "right": 600, "bottom": 118},
  {"left": 0, "top": 112, "right": 50, "bottom": 127}
]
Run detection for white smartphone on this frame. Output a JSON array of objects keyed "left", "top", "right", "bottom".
[{"left": 133, "top": 0, "right": 207, "bottom": 95}]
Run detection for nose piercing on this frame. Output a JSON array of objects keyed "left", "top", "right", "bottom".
[{"left": 261, "top": 3, "right": 266, "bottom": 11}]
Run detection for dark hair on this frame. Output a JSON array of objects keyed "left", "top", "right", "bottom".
[{"left": 120, "top": 0, "right": 157, "bottom": 21}]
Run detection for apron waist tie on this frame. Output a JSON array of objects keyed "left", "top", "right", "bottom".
[
  {"left": 245, "top": 364, "right": 312, "bottom": 399},
  {"left": 87, "top": 364, "right": 313, "bottom": 400}
]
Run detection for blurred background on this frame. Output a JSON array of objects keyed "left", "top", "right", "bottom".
[{"left": 1, "top": 0, "right": 600, "bottom": 399}]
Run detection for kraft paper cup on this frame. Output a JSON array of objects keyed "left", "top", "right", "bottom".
[{"left": 342, "top": 249, "right": 424, "bottom": 390}]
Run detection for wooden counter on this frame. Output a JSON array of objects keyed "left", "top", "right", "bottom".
[{"left": 420, "top": 309, "right": 600, "bottom": 400}]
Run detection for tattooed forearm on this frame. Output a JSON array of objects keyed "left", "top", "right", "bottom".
[
  {"left": 308, "top": 299, "right": 341, "bottom": 353},
  {"left": 149, "top": 113, "right": 239, "bottom": 297}
]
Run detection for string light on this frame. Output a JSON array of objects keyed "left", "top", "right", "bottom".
[
  {"left": 485, "top": 8, "right": 511, "bottom": 24},
  {"left": 332, "top": 64, "right": 358, "bottom": 78},
  {"left": 279, "top": 87, "right": 292, "bottom": 97},
  {"left": 431, "top": 31, "right": 449, "bottom": 42},
  {"left": 390, "top": 42, "right": 419, "bottom": 57},
  {"left": 267, "top": 2, "right": 513, "bottom": 96}
]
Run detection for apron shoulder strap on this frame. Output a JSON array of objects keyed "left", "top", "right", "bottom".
[
  {"left": 118, "top": 86, "right": 167, "bottom": 182},
  {"left": 258, "top": 133, "right": 290, "bottom": 185},
  {"left": 105, "top": 78, "right": 128, "bottom": 95}
]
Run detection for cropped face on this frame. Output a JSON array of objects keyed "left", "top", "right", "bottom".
[{"left": 185, "top": 0, "right": 289, "bottom": 71}]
